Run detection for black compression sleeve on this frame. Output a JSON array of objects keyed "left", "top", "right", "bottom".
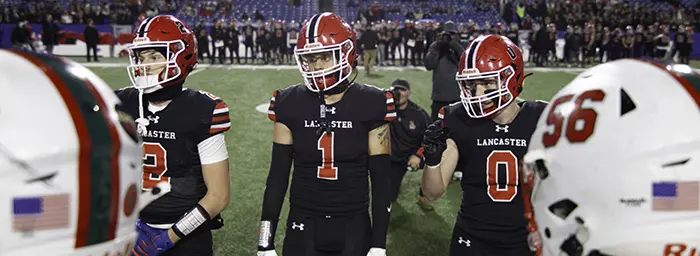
[
  {"left": 369, "top": 154, "right": 392, "bottom": 249},
  {"left": 258, "top": 142, "right": 294, "bottom": 250}
]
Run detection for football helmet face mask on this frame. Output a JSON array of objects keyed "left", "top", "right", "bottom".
[
  {"left": 0, "top": 49, "right": 169, "bottom": 255},
  {"left": 456, "top": 35, "right": 527, "bottom": 118},
  {"left": 523, "top": 59, "right": 700, "bottom": 256},
  {"left": 127, "top": 15, "right": 198, "bottom": 93},
  {"left": 294, "top": 12, "right": 357, "bottom": 93}
]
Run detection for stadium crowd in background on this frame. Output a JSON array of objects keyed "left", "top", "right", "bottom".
[{"left": 3, "top": 0, "right": 699, "bottom": 66}]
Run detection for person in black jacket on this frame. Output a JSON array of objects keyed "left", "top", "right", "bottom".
[
  {"left": 194, "top": 20, "right": 212, "bottom": 63},
  {"left": 84, "top": 19, "right": 99, "bottom": 62},
  {"left": 424, "top": 21, "right": 463, "bottom": 121},
  {"left": 243, "top": 20, "right": 256, "bottom": 64},
  {"left": 387, "top": 80, "right": 430, "bottom": 205},
  {"left": 227, "top": 20, "right": 240, "bottom": 64},
  {"left": 359, "top": 24, "right": 379, "bottom": 75},
  {"left": 43, "top": 14, "right": 60, "bottom": 55},
  {"left": 11, "top": 21, "right": 30, "bottom": 50},
  {"left": 211, "top": 20, "right": 226, "bottom": 64}
]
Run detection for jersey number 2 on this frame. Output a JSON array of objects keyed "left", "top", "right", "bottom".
[
  {"left": 486, "top": 150, "right": 518, "bottom": 202},
  {"left": 142, "top": 142, "right": 170, "bottom": 190},
  {"left": 317, "top": 132, "right": 338, "bottom": 180}
]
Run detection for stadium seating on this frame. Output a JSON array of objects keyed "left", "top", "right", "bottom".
[{"left": 168, "top": 0, "right": 504, "bottom": 27}]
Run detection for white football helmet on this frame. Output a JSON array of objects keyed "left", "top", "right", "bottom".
[
  {"left": 523, "top": 58, "right": 700, "bottom": 256},
  {"left": 0, "top": 49, "right": 169, "bottom": 256}
]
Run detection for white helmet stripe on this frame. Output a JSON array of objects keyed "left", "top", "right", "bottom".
[
  {"left": 137, "top": 16, "right": 156, "bottom": 38},
  {"left": 468, "top": 36, "right": 486, "bottom": 69},
  {"left": 306, "top": 14, "right": 320, "bottom": 44}
]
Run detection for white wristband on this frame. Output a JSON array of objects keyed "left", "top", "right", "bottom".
[
  {"left": 426, "top": 163, "right": 441, "bottom": 169},
  {"left": 173, "top": 204, "right": 210, "bottom": 237}
]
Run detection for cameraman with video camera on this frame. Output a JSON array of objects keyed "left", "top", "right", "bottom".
[{"left": 424, "top": 21, "right": 464, "bottom": 121}]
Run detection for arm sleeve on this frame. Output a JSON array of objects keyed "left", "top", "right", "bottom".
[
  {"left": 259, "top": 142, "right": 294, "bottom": 250},
  {"left": 197, "top": 133, "right": 228, "bottom": 165},
  {"left": 267, "top": 90, "right": 288, "bottom": 125},
  {"left": 369, "top": 91, "right": 398, "bottom": 130},
  {"left": 369, "top": 154, "right": 392, "bottom": 249},
  {"left": 209, "top": 99, "right": 231, "bottom": 136}
]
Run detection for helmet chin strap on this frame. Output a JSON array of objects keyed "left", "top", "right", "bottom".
[
  {"left": 135, "top": 81, "right": 185, "bottom": 137},
  {"left": 315, "top": 71, "right": 352, "bottom": 135},
  {"left": 136, "top": 89, "right": 149, "bottom": 137}
]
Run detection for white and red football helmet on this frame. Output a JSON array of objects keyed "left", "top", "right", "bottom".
[
  {"left": 294, "top": 12, "right": 357, "bottom": 93},
  {"left": 456, "top": 35, "right": 529, "bottom": 118},
  {"left": 523, "top": 58, "right": 700, "bottom": 256},
  {"left": 0, "top": 49, "right": 169, "bottom": 256},
  {"left": 126, "top": 15, "right": 198, "bottom": 93}
]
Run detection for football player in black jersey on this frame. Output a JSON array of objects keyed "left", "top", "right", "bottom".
[
  {"left": 257, "top": 12, "right": 396, "bottom": 256},
  {"left": 116, "top": 15, "right": 231, "bottom": 256},
  {"left": 421, "top": 35, "right": 546, "bottom": 256}
]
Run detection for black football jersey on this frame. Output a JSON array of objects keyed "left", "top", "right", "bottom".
[
  {"left": 116, "top": 87, "right": 231, "bottom": 224},
  {"left": 267, "top": 83, "right": 396, "bottom": 215},
  {"left": 440, "top": 100, "right": 547, "bottom": 247}
]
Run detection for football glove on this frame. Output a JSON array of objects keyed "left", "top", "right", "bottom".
[
  {"left": 257, "top": 250, "right": 279, "bottom": 256},
  {"left": 367, "top": 248, "right": 387, "bottom": 256},
  {"left": 422, "top": 120, "right": 450, "bottom": 167},
  {"left": 132, "top": 219, "right": 175, "bottom": 256}
]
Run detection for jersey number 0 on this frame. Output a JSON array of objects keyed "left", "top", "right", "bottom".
[
  {"left": 142, "top": 142, "right": 170, "bottom": 190},
  {"left": 486, "top": 150, "right": 518, "bottom": 202},
  {"left": 317, "top": 132, "right": 338, "bottom": 180}
]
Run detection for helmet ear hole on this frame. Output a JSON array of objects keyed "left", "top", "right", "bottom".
[{"left": 548, "top": 199, "right": 578, "bottom": 220}]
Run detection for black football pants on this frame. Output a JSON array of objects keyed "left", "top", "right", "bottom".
[
  {"left": 282, "top": 208, "right": 371, "bottom": 256},
  {"left": 450, "top": 226, "right": 534, "bottom": 256},
  {"left": 161, "top": 224, "right": 213, "bottom": 256}
]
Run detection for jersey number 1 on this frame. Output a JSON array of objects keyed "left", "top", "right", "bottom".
[
  {"left": 486, "top": 150, "right": 518, "bottom": 202},
  {"left": 142, "top": 142, "right": 170, "bottom": 190},
  {"left": 317, "top": 132, "right": 338, "bottom": 180}
]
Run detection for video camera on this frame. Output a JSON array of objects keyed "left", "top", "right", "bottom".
[{"left": 438, "top": 31, "right": 457, "bottom": 42}]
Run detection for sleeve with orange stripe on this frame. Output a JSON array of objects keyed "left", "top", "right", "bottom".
[
  {"left": 209, "top": 99, "right": 231, "bottom": 136},
  {"left": 267, "top": 90, "right": 279, "bottom": 122},
  {"left": 384, "top": 91, "right": 397, "bottom": 122}
]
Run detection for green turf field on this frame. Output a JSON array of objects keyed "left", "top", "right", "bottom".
[{"left": 90, "top": 65, "right": 577, "bottom": 255}]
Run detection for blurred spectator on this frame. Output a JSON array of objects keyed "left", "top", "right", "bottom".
[
  {"left": 43, "top": 14, "right": 61, "bottom": 55},
  {"left": 84, "top": 19, "right": 99, "bottom": 62},
  {"left": 359, "top": 23, "right": 380, "bottom": 75},
  {"left": 11, "top": 21, "right": 31, "bottom": 50},
  {"left": 424, "top": 21, "right": 462, "bottom": 121}
]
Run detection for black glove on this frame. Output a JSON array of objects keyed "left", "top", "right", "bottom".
[
  {"left": 448, "top": 38, "right": 464, "bottom": 54},
  {"left": 429, "top": 40, "right": 446, "bottom": 53},
  {"left": 422, "top": 120, "right": 450, "bottom": 167}
]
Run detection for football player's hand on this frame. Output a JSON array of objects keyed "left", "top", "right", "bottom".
[
  {"left": 366, "top": 248, "right": 387, "bottom": 256},
  {"left": 257, "top": 250, "right": 279, "bottom": 256},
  {"left": 423, "top": 120, "right": 450, "bottom": 167},
  {"left": 407, "top": 155, "right": 422, "bottom": 170},
  {"left": 132, "top": 219, "right": 175, "bottom": 256}
]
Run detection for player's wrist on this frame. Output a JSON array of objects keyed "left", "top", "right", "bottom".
[
  {"left": 424, "top": 156, "right": 441, "bottom": 167},
  {"left": 167, "top": 229, "right": 181, "bottom": 243},
  {"left": 172, "top": 203, "right": 211, "bottom": 239},
  {"left": 258, "top": 220, "right": 276, "bottom": 250},
  {"left": 426, "top": 162, "right": 441, "bottom": 169}
]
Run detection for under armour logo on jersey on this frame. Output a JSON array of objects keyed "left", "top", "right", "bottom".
[
  {"left": 458, "top": 237, "right": 471, "bottom": 247},
  {"left": 147, "top": 115, "right": 160, "bottom": 124},
  {"left": 495, "top": 125, "right": 509, "bottom": 133},
  {"left": 325, "top": 106, "right": 336, "bottom": 115},
  {"left": 292, "top": 222, "right": 304, "bottom": 231}
]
